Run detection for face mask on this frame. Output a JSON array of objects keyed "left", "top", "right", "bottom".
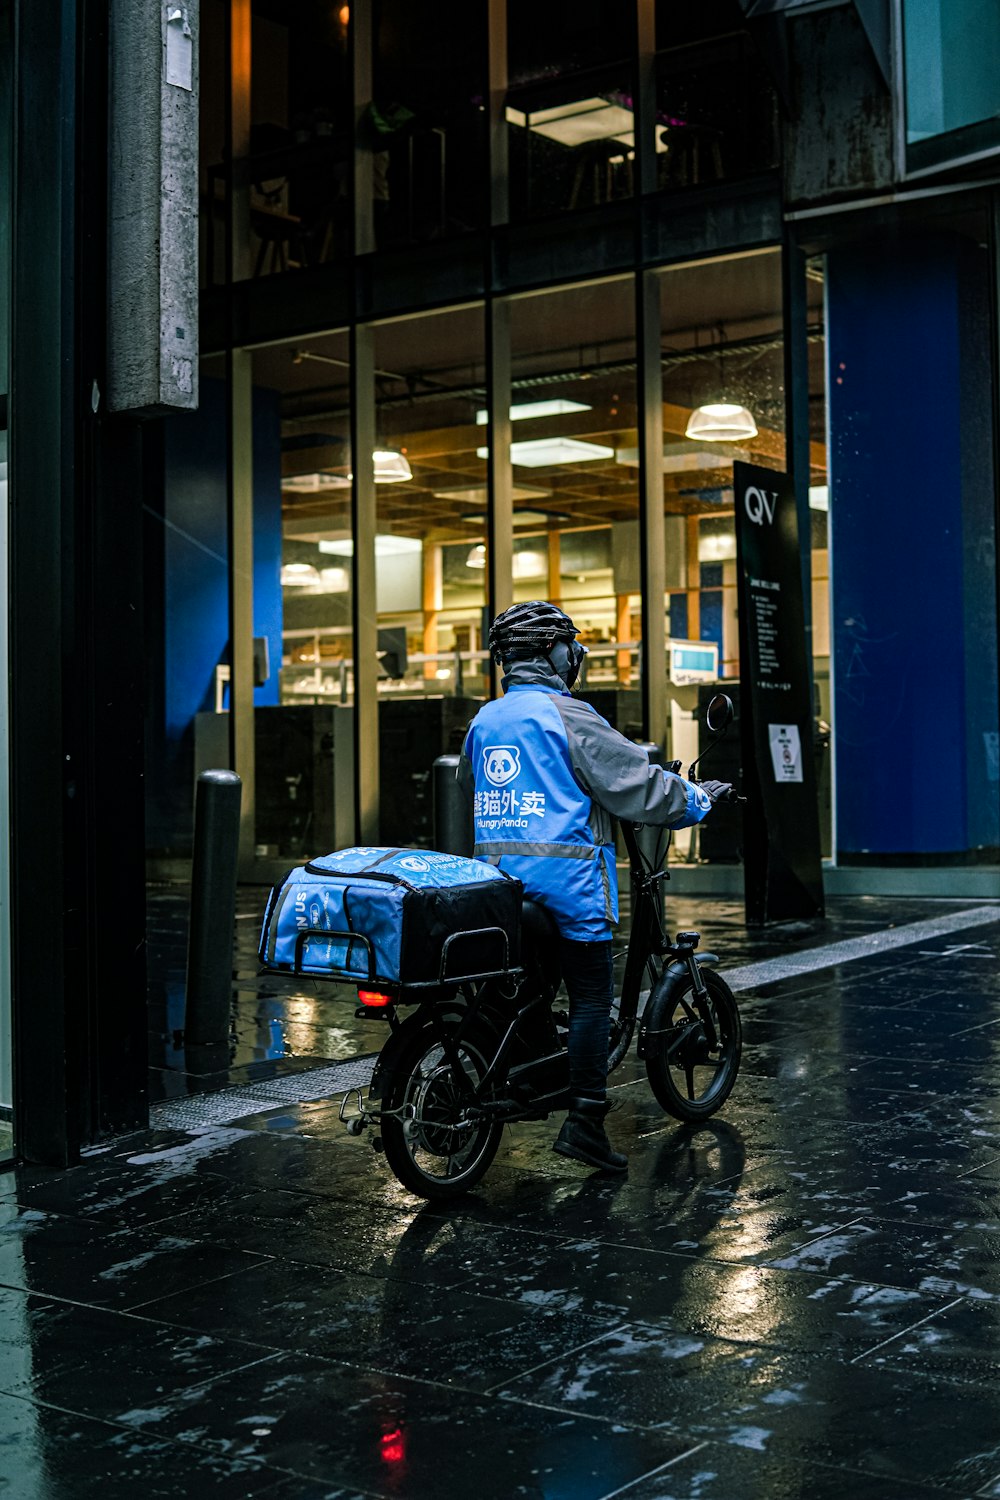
[{"left": 549, "top": 639, "right": 587, "bottom": 689}]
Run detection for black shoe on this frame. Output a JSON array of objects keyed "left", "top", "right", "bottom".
[{"left": 553, "top": 1097, "right": 627, "bottom": 1173}]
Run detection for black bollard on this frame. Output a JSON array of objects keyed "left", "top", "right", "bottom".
[
  {"left": 432, "top": 754, "right": 472, "bottom": 856},
  {"left": 184, "top": 769, "right": 243, "bottom": 1047}
]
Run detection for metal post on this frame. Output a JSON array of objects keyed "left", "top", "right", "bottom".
[
  {"left": 184, "top": 770, "right": 242, "bottom": 1046},
  {"left": 631, "top": 742, "right": 665, "bottom": 922},
  {"left": 487, "top": 298, "right": 513, "bottom": 700},
  {"left": 227, "top": 347, "right": 255, "bottom": 872},
  {"left": 637, "top": 268, "right": 667, "bottom": 747},
  {"left": 351, "top": 323, "right": 379, "bottom": 841},
  {"left": 487, "top": 0, "right": 508, "bottom": 228},
  {"left": 433, "top": 755, "right": 472, "bottom": 856}
]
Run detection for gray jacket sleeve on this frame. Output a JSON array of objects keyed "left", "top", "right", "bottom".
[{"left": 553, "top": 697, "right": 711, "bottom": 828}]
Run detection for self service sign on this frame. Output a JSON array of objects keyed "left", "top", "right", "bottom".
[{"left": 734, "top": 461, "right": 824, "bottom": 923}]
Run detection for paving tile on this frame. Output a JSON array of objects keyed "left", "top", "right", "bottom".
[
  {"left": 767, "top": 1215, "right": 1000, "bottom": 1301},
  {"left": 151, "top": 1189, "right": 568, "bottom": 1284},
  {"left": 105, "top": 1350, "right": 694, "bottom": 1498},
  {"left": 618, "top": 1441, "right": 975, "bottom": 1499},
  {"left": 856, "top": 1294, "right": 1000, "bottom": 1386},
  {"left": 0, "top": 1390, "right": 292, "bottom": 1499},
  {"left": 126, "top": 1254, "right": 623, "bottom": 1394},
  {"left": 458, "top": 1238, "right": 958, "bottom": 1356},
  {"left": 10, "top": 1141, "right": 267, "bottom": 1228},
  {"left": 0, "top": 1199, "right": 268, "bottom": 1311},
  {"left": 499, "top": 1332, "right": 1000, "bottom": 1491}
]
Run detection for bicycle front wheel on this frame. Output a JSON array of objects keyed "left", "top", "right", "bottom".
[{"left": 644, "top": 968, "right": 741, "bottom": 1122}]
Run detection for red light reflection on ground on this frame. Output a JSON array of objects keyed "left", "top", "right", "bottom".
[{"left": 380, "top": 1427, "right": 406, "bottom": 1465}]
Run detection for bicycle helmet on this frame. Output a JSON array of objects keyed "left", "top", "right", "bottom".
[{"left": 488, "top": 600, "right": 587, "bottom": 688}]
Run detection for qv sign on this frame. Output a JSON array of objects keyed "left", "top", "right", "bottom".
[{"left": 744, "top": 486, "right": 778, "bottom": 525}]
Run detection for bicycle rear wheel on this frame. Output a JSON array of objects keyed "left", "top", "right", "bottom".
[{"left": 379, "top": 1018, "right": 504, "bottom": 1200}]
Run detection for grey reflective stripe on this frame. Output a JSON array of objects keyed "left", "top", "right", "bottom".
[
  {"left": 598, "top": 849, "right": 613, "bottom": 922},
  {"left": 474, "top": 840, "right": 601, "bottom": 860}
]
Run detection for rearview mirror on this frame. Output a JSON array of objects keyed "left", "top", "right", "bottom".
[{"left": 705, "top": 693, "right": 734, "bottom": 734}]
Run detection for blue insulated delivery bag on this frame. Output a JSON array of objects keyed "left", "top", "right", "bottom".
[{"left": 259, "top": 846, "right": 521, "bottom": 987}]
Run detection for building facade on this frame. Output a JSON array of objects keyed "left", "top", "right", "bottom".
[{"left": 2, "top": 0, "right": 998, "bottom": 1164}]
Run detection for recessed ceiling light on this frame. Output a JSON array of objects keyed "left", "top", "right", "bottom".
[
  {"left": 514, "top": 508, "right": 571, "bottom": 525},
  {"left": 433, "top": 484, "right": 550, "bottom": 504},
  {"left": 319, "top": 534, "right": 422, "bottom": 557},
  {"left": 281, "top": 472, "right": 351, "bottom": 492},
  {"left": 460, "top": 506, "right": 572, "bottom": 526},
  {"left": 474, "top": 400, "right": 591, "bottom": 425},
  {"left": 615, "top": 445, "right": 749, "bottom": 472},
  {"left": 475, "top": 438, "right": 614, "bottom": 467},
  {"left": 506, "top": 97, "right": 635, "bottom": 149}
]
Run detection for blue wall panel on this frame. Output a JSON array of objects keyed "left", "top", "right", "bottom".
[
  {"left": 149, "top": 378, "right": 283, "bottom": 852},
  {"left": 827, "top": 234, "right": 996, "bottom": 856}
]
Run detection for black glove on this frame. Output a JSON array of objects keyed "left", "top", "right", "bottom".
[{"left": 700, "top": 779, "right": 735, "bottom": 804}]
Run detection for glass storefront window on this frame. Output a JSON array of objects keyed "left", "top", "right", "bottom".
[
  {"left": 807, "top": 255, "right": 832, "bottom": 860},
  {"left": 371, "top": 0, "right": 487, "bottom": 249},
  {"left": 506, "top": 2, "right": 636, "bottom": 222},
  {"left": 657, "top": 249, "right": 787, "bottom": 859},
  {"left": 250, "top": 331, "right": 355, "bottom": 862},
  {"left": 654, "top": 2, "right": 779, "bottom": 196},
  {"left": 372, "top": 305, "right": 489, "bottom": 845},
  {"left": 902, "top": 0, "right": 1000, "bottom": 171},
  {"left": 507, "top": 277, "right": 641, "bottom": 731},
  {"left": 205, "top": 0, "right": 353, "bottom": 285}
]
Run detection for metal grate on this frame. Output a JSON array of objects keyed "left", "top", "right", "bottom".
[{"left": 150, "top": 1057, "right": 377, "bottom": 1132}]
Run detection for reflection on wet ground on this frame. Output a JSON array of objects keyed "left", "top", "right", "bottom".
[
  {"left": 147, "top": 882, "right": 992, "bottom": 1103},
  {"left": 0, "top": 908, "right": 998, "bottom": 1492}
]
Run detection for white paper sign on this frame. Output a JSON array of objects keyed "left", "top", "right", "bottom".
[
  {"left": 165, "top": 7, "right": 193, "bottom": 90},
  {"left": 768, "top": 723, "right": 803, "bottom": 783}
]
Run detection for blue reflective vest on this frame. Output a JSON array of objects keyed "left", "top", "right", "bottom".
[
  {"left": 459, "top": 662, "right": 712, "bottom": 942},
  {"left": 462, "top": 684, "right": 617, "bottom": 941}
]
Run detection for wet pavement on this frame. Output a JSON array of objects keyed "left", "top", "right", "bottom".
[
  {"left": 2, "top": 903, "right": 1000, "bottom": 1496},
  {"left": 148, "top": 880, "right": 994, "bottom": 1101}
]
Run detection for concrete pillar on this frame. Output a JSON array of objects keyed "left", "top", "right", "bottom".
[{"left": 108, "top": 0, "right": 200, "bottom": 414}]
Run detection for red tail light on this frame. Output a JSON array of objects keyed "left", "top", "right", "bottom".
[
  {"left": 380, "top": 1427, "right": 405, "bottom": 1464},
  {"left": 358, "top": 989, "right": 393, "bottom": 1008}
]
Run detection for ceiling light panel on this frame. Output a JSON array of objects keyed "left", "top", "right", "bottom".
[
  {"left": 474, "top": 400, "right": 591, "bottom": 425},
  {"left": 475, "top": 437, "right": 614, "bottom": 467}
]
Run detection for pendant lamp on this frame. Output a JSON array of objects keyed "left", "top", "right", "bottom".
[
  {"left": 685, "top": 402, "right": 758, "bottom": 441},
  {"left": 685, "top": 324, "right": 758, "bottom": 442}
]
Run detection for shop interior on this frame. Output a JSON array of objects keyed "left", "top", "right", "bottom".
[{"left": 200, "top": 249, "right": 831, "bottom": 866}]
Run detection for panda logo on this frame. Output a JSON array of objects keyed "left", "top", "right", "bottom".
[{"left": 483, "top": 745, "right": 521, "bottom": 787}]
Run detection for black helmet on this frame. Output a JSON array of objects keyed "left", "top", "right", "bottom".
[{"left": 488, "top": 600, "right": 580, "bottom": 665}]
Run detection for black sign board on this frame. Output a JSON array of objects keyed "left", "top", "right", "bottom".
[{"left": 734, "top": 461, "right": 824, "bottom": 924}]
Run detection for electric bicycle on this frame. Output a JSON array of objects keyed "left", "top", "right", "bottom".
[{"left": 339, "top": 694, "right": 743, "bottom": 1200}]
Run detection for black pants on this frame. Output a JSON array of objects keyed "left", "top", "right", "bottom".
[{"left": 560, "top": 937, "right": 614, "bottom": 1100}]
